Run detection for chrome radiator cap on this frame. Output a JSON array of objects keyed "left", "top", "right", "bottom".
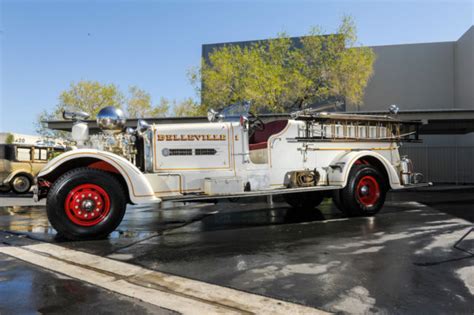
[{"left": 97, "top": 106, "right": 126, "bottom": 132}]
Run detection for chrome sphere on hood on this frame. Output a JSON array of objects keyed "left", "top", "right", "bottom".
[{"left": 96, "top": 106, "right": 126, "bottom": 132}]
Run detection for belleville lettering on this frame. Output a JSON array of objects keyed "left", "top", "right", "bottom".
[{"left": 157, "top": 134, "right": 226, "bottom": 141}]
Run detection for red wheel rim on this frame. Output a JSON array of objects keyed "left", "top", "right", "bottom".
[
  {"left": 356, "top": 176, "right": 380, "bottom": 207},
  {"left": 64, "top": 184, "right": 111, "bottom": 226}
]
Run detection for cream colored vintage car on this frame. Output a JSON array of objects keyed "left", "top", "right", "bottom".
[
  {"left": 0, "top": 144, "right": 64, "bottom": 194},
  {"left": 35, "top": 104, "right": 429, "bottom": 240}
]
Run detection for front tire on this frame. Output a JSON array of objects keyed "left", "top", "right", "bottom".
[
  {"left": 284, "top": 192, "right": 325, "bottom": 209},
  {"left": 47, "top": 168, "right": 127, "bottom": 240},
  {"left": 337, "top": 165, "right": 387, "bottom": 217}
]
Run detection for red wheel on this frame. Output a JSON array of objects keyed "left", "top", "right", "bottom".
[
  {"left": 337, "top": 165, "right": 387, "bottom": 216},
  {"left": 64, "top": 184, "right": 111, "bottom": 226},
  {"left": 356, "top": 175, "right": 380, "bottom": 207},
  {"left": 47, "top": 168, "right": 127, "bottom": 240}
]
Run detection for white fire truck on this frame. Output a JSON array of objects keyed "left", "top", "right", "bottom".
[{"left": 35, "top": 103, "right": 428, "bottom": 240}]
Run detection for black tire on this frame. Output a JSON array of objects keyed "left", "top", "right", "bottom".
[
  {"left": 11, "top": 174, "right": 32, "bottom": 194},
  {"left": 284, "top": 192, "right": 325, "bottom": 209},
  {"left": 46, "top": 168, "right": 127, "bottom": 240},
  {"left": 339, "top": 165, "right": 387, "bottom": 217}
]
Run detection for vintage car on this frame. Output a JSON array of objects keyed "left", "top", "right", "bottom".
[
  {"left": 0, "top": 144, "right": 65, "bottom": 194},
  {"left": 35, "top": 104, "right": 429, "bottom": 240}
]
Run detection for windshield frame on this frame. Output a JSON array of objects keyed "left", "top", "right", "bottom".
[{"left": 217, "top": 102, "right": 251, "bottom": 122}]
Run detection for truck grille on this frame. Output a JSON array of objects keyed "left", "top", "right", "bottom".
[
  {"left": 162, "top": 148, "right": 217, "bottom": 156},
  {"left": 195, "top": 148, "right": 217, "bottom": 156},
  {"left": 168, "top": 149, "right": 193, "bottom": 156}
]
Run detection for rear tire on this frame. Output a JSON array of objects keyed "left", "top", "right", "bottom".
[
  {"left": 284, "top": 192, "right": 325, "bottom": 209},
  {"left": 46, "top": 168, "right": 127, "bottom": 240},
  {"left": 338, "top": 165, "right": 387, "bottom": 216},
  {"left": 11, "top": 174, "right": 32, "bottom": 194}
]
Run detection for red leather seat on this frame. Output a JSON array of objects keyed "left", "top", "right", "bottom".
[{"left": 249, "top": 120, "right": 288, "bottom": 151}]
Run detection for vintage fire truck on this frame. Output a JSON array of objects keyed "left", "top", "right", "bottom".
[{"left": 35, "top": 103, "right": 428, "bottom": 240}]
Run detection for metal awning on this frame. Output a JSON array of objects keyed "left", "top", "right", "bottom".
[
  {"left": 45, "top": 108, "right": 474, "bottom": 135},
  {"left": 350, "top": 109, "right": 474, "bottom": 135}
]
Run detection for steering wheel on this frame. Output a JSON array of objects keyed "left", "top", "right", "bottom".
[{"left": 248, "top": 112, "right": 265, "bottom": 137}]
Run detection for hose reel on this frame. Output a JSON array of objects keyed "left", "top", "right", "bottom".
[{"left": 288, "top": 169, "right": 320, "bottom": 188}]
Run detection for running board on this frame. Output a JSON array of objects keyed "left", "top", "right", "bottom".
[
  {"left": 398, "top": 182, "right": 433, "bottom": 190},
  {"left": 161, "top": 185, "right": 342, "bottom": 202}
]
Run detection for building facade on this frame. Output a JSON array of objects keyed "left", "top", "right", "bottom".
[
  {"left": 360, "top": 26, "right": 473, "bottom": 112},
  {"left": 0, "top": 132, "right": 42, "bottom": 145}
]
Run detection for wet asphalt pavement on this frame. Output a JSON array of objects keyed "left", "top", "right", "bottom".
[
  {"left": 0, "top": 188, "right": 473, "bottom": 314},
  {"left": 0, "top": 252, "right": 174, "bottom": 315}
]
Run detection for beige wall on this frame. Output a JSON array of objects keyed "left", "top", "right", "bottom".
[
  {"left": 360, "top": 26, "right": 473, "bottom": 112},
  {"left": 454, "top": 26, "right": 474, "bottom": 109},
  {"left": 360, "top": 42, "right": 455, "bottom": 111}
]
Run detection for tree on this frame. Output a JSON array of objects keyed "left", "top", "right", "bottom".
[
  {"left": 172, "top": 98, "right": 200, "bottom": 117},
  {"left": 58, "top": 81, "right": 125, "bottom": 117},
  {"left": 37, "top": 81, "right": 179, "bottom": 136},
  {"left": 190, "top": 16, "right": 375, "bottom": 113},
  {"left": 126, "top": 86, "right": 170, "bottom": 118},
  {"left": 36, "top": 80, "right": 125, "bottom": 137},
  {"left": 5, "top": 133, "right": 14, "bottom": 144}
]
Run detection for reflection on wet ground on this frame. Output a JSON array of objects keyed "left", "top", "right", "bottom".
[
  {"left": 1, "top": 189, "right": 473, "bottom": 313},
  {"left": 0, "top": 191, "right": 472, "bottom": 255},
  {"left": 0, "top": 206, "right": 53, "bottom": 235},
  {"left": 109, "top": 203, "right": 473, "bottom": 314},
  {"left": 0, "top": 198, "right": 343, "bottom": 256}
]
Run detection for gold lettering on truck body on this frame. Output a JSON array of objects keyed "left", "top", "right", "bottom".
[{"left": 157, "top": 134, "right": 227, "bottom": 141}]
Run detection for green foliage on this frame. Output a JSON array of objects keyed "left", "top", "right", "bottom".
[
  {"left": 37, "top": 81, "right": 127, "bottom": 138},
  {"left": 59, "top": 81, "right": 125, "bottom": 117},
  {"left": 36, "top": 81, "right": 202, "bottom": 136},
  {"left": 172, "top": 98, "right": 200, "bottom": 117},
  {"left": 5, "top": 133, "right": 14, "bottom": 144},
  {"left": 126, "top": 86, "right": 152, "bottom": 118},
  {"left": 191, "top": 16, "right": 375, "bottom": 113},
  {"left": 127, "top": 86, "right": 170, "bottom": 118}
]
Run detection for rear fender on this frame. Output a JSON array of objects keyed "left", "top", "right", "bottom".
[
  {"left": 38, "top": 149, "right": 160, "bottom": 204},
  {"left": 327, "top": 151, "right": 402, "bottom": 189},
  {"left": 3, "top": 169, "right": 33, "bottom": 185}
]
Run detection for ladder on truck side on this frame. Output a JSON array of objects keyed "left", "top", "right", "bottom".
[{"left": 290, "top": 110, "right": 423, "bottom": 143}]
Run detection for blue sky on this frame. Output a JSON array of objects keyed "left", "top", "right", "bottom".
[{"left": 1, "top": 0, "right": 473, "bottom": 134}]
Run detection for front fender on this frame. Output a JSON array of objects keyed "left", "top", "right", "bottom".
[
  {"left": 38, "top": 149, "right": 161, "bottom": 204},
  {"left": 327, "top": 150, "right": 402, "bottom": 189}
]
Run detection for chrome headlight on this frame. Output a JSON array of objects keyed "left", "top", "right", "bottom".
[{"left": 137, "top": 119, "right": 150, "bottom": 133}]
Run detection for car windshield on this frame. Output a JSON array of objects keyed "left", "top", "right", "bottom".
[{"left": 218, "top": 102, "right": 250, "bottom": 121}]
